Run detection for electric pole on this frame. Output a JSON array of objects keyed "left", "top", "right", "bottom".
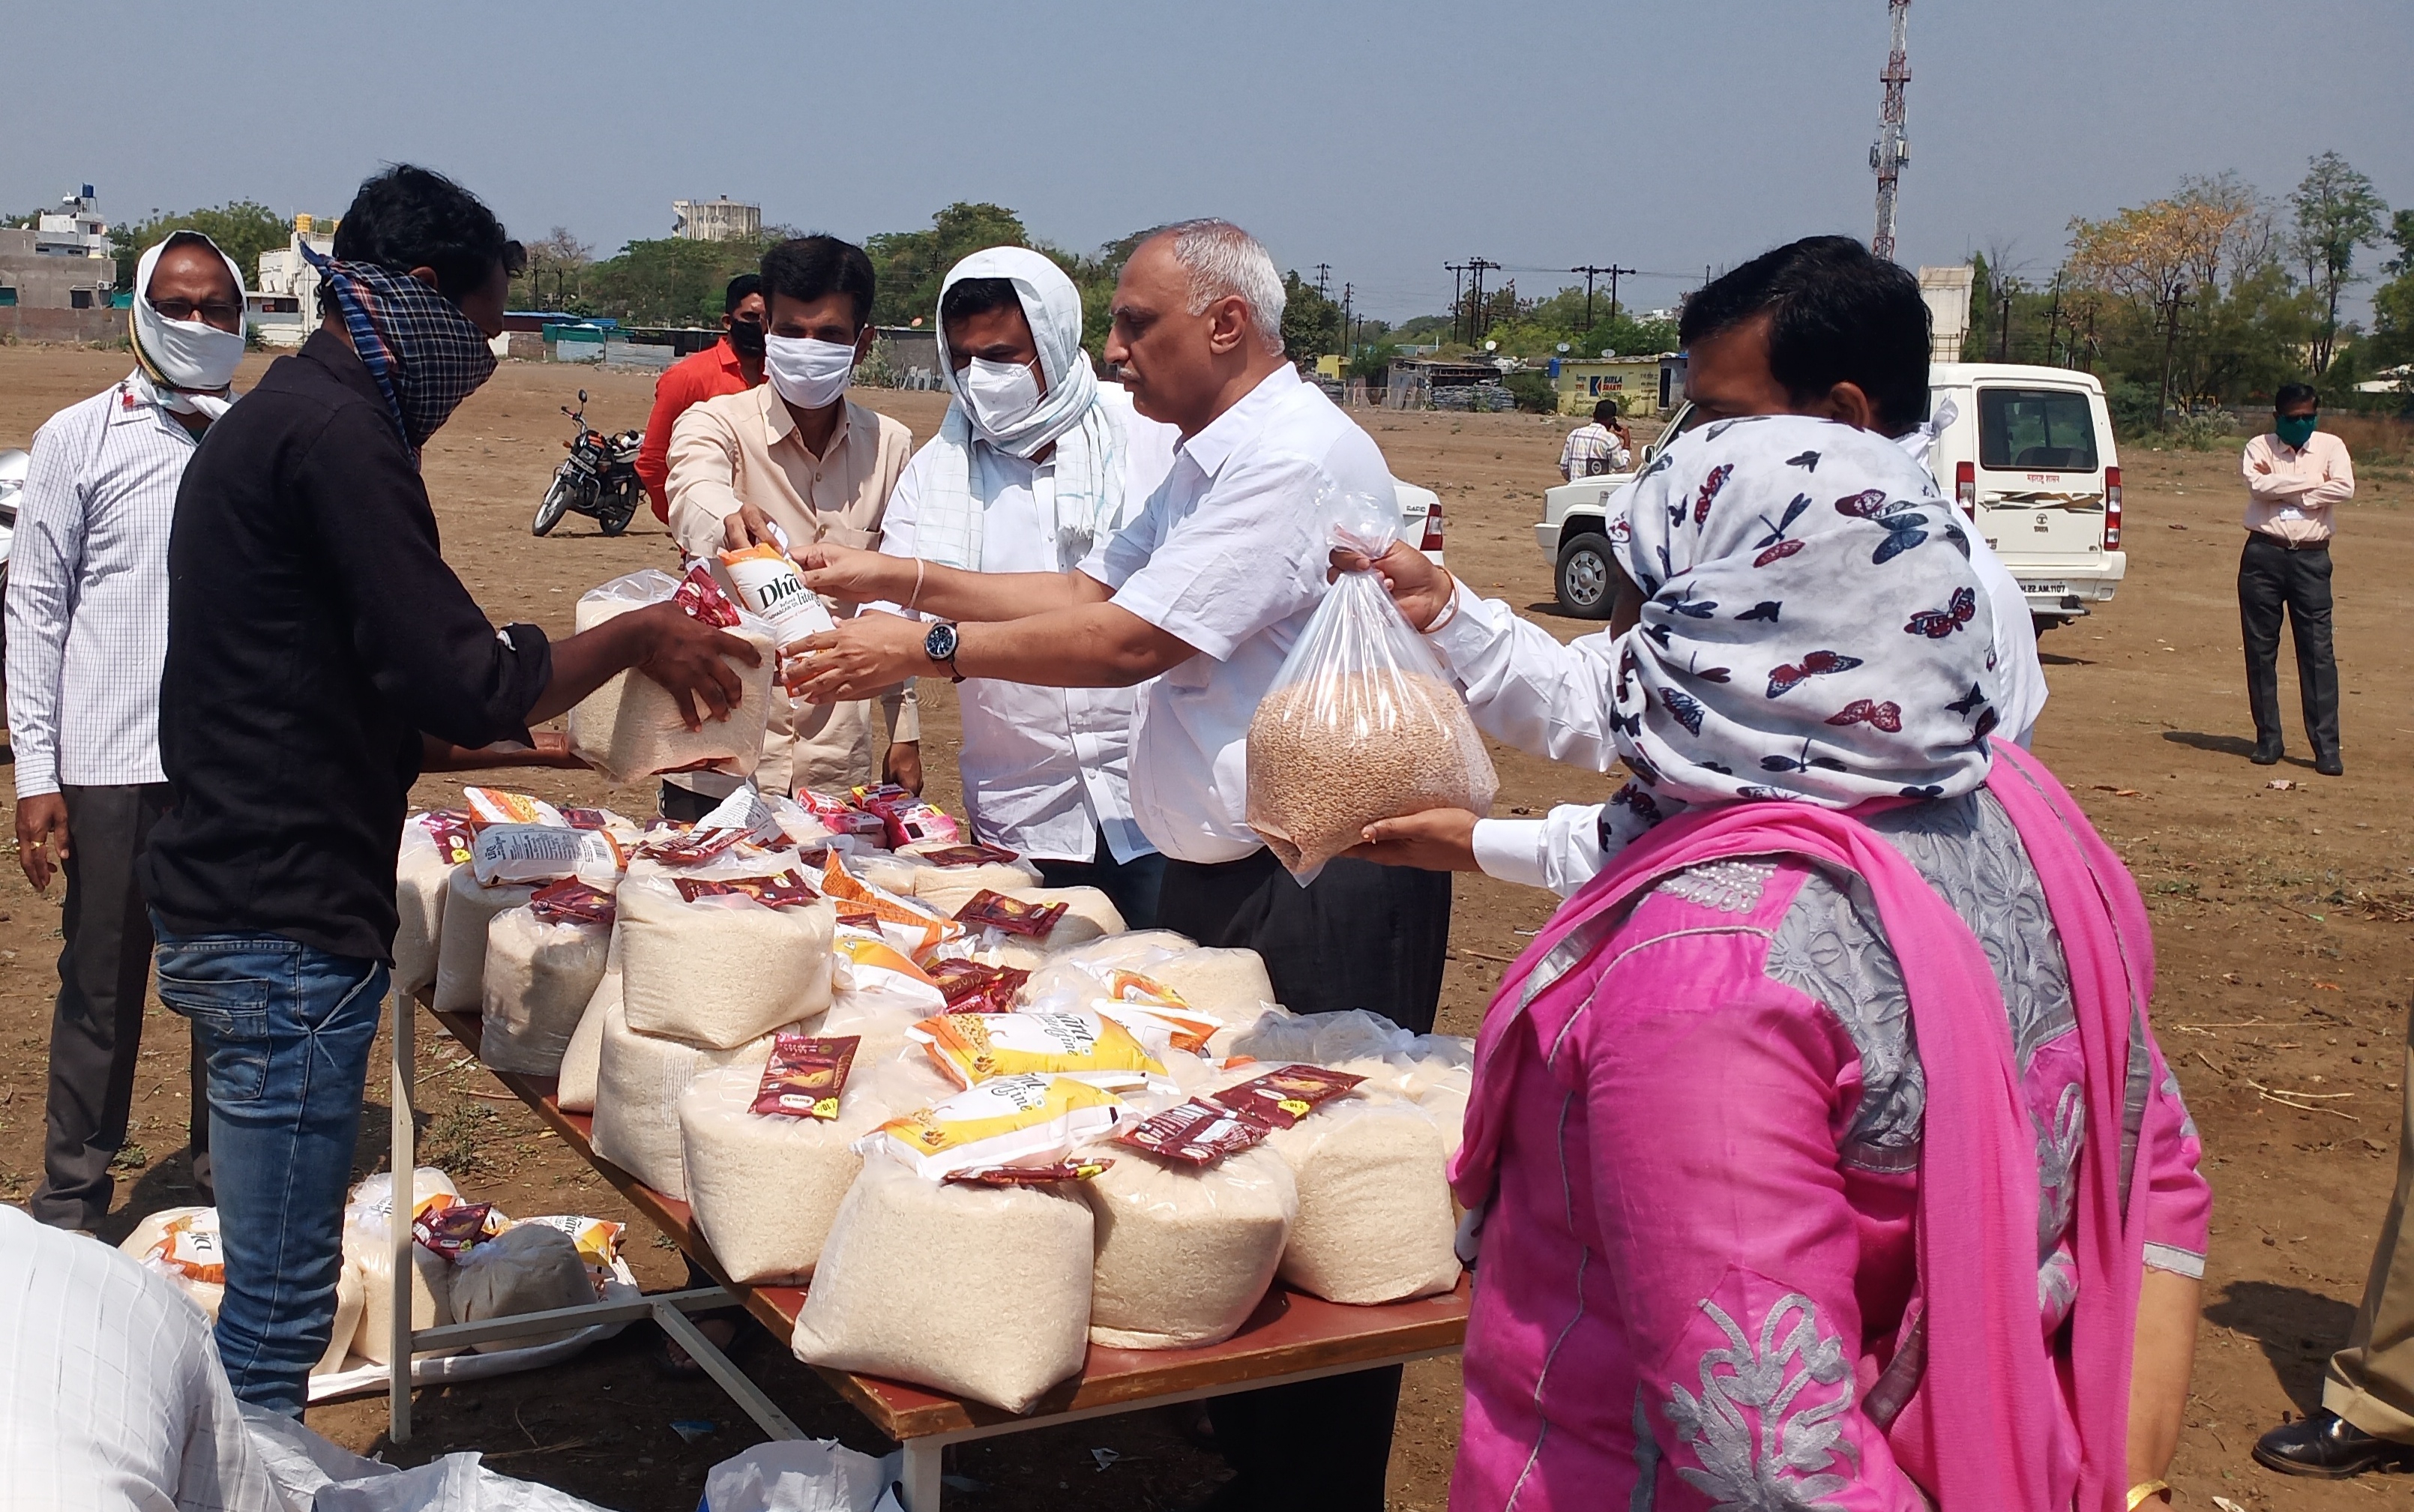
[
  {"left": 1313, "top": 262, "right": 1331, "bottom": 298},
  {"left": 1467, "top": 256, "right": 1501, "bottom": 340},
  {"left": 1445, "top": 262, "right": 1468, "bottom": 345},
  {"left": 1340, "top": 282, "right": 1354, "bottom": 360},
  {"left": 1571, "top": 263, "right": 1637, "bottom": 332},
  {"left": 1870, "top": 0, "right": 1911, "bottom": 262}
]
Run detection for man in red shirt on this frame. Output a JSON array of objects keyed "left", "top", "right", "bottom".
[{"left": 636, "top": 273, "right": 765, "bottom": 521}]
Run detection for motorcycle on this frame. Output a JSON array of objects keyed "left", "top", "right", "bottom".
[{"left": 535, "top": 390, "right": 642, "bottom": 537}]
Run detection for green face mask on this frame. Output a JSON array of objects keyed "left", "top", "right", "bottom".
[{"left": 2275, "top": 413, "right": 2319, "bottom": 449}]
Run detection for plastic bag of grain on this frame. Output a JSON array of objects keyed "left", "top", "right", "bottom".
[
  {"left": 960, "top": 886, "right": 1126, "bottom": 972},
  {"left": 893, "top": 842, "right": 1044, "bottom": 918},
  {"left": 568, "top": 567, "right": 779, "bottom": 786},
  {"left": 679, "top": 1060, "right": 891, "bottom": 1284},
  {"left": 313, "top": 1258, "right": 364, "bottom": 1376},
  {"left": 451, "top": 1222, "right": 597, "bottom": 1353},
  {"left": 616, "top": 872, "right": 834, "bottom": 1049},
  {"left": 1262, "top": 1096, "right": 1460, "bottom": 1304},
  {"left": 1147, "top": 948, "right": 1278, "bottom": 1022},
  {"left": 1244, "top": 490, "right": 1497, "bottom": 880},
  {"left": 791, "top": 1157, "right": 1093, "bottom": 1413},
  {"left": 1081, "top": 1142, "right": 1296, "bottom": 1349},
  {"left": 433, "top": 867, "right": 538, "bottom": 1015},
  {"left": 592, "top": 995, "right": 792, "bottom": 1199},
  {"left": 119, "top": 1206, "right": 226, "bottom": 1321},
  {"left": 395, "top": 812, "right": 475, "bottom": 998},
  {"left": 556, "top": 946, "right": 618, "bottom": 1113},
  {"left": 342, "top": 1171, "right": 463, "bottom": 1364},
  {"left": 478, "top": 900, "right": 612, "bottom": 1076}
]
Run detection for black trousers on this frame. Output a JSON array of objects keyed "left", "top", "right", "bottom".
[
  {"left": 1033, "top": 835, "right": 1167, "bottom": 933},
  {"left": 29, "top": 783, "right": 208, "bottom": 1228},
  {"left": 2239, "top": 532, "right": 2340, "bottom": 759},
  {"left": 1158, "top": 847, "right": 1453, "bottom": 1511}
]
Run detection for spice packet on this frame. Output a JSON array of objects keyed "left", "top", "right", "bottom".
[
  {"left": 928, "top": 960, "right": 1029, "bottom": 1015},
  {"left": 529, "top": 877, "right": 617, "bottom": 927},
  {"left": 462, "top": 787, "right": 566, "bottom": 828},
  {"left": 943, "top": 1156, "right": 1113, "bottom": 1187},
  {"left": 412, "top": 1199, "right": 501, "bottom": 1261},
  {"left": 912, "top": 1010, "right": 1166, "bottom": 1091},
  {"left": 859, "top": 1074, "right": 1124, "bottom": 1180},
  {"left": 674, "top": 870, "right": 821, "bottom": 910},
  {"left": 954, "top": 889, "right": 1066, "bottom": 938},
  {"left": 912, "top": 843, "right": 1020, "bottom": 869},
  {"left": 673, "top": 562, "right": 744, "bottom": 627},
  {"left": 1116, "top": 1099, "right": 1271, "bottom": 1166},
  {"left": 636, "top": 825, "right": 748, "bottom": 867},
  {"left": 1206, "top": 1064, "right": 1365, "bottom": 1130},
  {"left": 750, "top": 1034, "right": 861, "bottom": 1120},
  {"left": 415, "top": 810, "right": 478, "bottom": 865},
  {"left": 559, "top": 807, "right": 615, "bottom": 831},
  {"left": 851, "top": 783, "right": 960, "bottom": 849}
]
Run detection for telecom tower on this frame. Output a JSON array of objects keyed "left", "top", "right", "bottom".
[{"left": 1870, "top": 0, "right": 1910, "bottom": 262}]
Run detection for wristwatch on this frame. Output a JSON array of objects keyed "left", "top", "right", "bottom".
[{"left": 924, "top": 621, "right": 964, "bottom": 683}]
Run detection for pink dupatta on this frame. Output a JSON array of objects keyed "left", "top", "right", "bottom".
[{"left": 1451, "top": 741, "right": 2154, "bottom": 1511}]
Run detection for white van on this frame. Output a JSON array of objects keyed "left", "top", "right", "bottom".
[{"left": 1534, "top": 363, "right": 2125, "bottom": 629}]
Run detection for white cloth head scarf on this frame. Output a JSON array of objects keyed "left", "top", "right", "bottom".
[
  {"left": 918, "top": 247, "right": 1125, "bottom": 571},
  {"left": 1596, "top": 414, "right": 2002, "bottom": 853},
  {"left": 129, "top": 232, "right": 248, "bottom": 421}
]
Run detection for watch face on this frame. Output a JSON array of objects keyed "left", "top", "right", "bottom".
[{"left": 925, "top": 622, "right": 959, "bottom": 662}]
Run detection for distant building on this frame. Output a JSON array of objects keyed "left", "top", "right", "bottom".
[
  {"left": 672, "top": 197, "right": 761, "bottom": 243},
  {"left": 1547, "top": 353, "right": 1676, "bottom": 416},
  {"left": 0, "top": 184, "right": 122, "bottom": 339},
  {"left": 34, "top": 186, "right": 112, "bottom": 260},
  {"left": 1918, "top": 266, "right": 1974, "bottom": 364},
  {"left": 250, "top": 214, "right": 337, "bottom": 347}
]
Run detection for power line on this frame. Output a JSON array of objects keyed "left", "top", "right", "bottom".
[
  {"left": 1570, "top": 263, "right": 1637, "bottom": 331},
  {"left": 1312, "top": 262, "right": 1332, "bottom": 298}
]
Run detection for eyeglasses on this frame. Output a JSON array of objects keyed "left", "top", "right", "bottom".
[{"left": 148, "top": 298, "right": 243, "bottom": 325}]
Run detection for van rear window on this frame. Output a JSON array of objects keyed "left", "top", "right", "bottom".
[{"left": 1978, "top": 388, "right": 2098, "bottom": 472}]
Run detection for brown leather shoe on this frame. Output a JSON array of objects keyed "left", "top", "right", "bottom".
[{"left": 2254, "top": 1411, "right": 2414, "bottom": 1478}]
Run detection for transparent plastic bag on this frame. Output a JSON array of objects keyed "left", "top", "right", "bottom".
[
  {"left": 567, "top": 567, "right": 778, "bottom": 786},
  {"left": 1244, "top": 490, "right": 1497, "bottom": 878}
]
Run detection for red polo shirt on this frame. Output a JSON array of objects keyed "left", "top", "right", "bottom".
[{"left": 636, "top": 339, "right": 757, "bottom": 521}]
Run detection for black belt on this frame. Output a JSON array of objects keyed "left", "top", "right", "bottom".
[{"left": 2248, "top": 532, "right": 2329, "bottom": 552}]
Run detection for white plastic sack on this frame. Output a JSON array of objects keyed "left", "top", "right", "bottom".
[
  {"left": 345, "top": 1232, "right": 458, "bottom": 1365},
  {"left": 792, "top": 1158, "right": 1092, "bottom": 1414},
  {"left": 680, "top": 1063, "right": 891, "bottom": 1285},
  {"left": 451, "top": 1223, "right": 596, "bottom": 1354},
  {"left": 479, "top": 907, "right": 611, "bottom": 1076},
  {"left": 1264, "top": 1097, "right": 1460, "bottom": 1304},
  {"left": 702, "top": 1439, "right": 899, "bottom": 1512},
  {"left": 1147, "top": 948, "right": 1279, "bottom": 1020},
  {"left": 1083, "top": 1143, "right": 1296, "bottom": 1350},
  {"left": 568, "top": 568, "right": 777, "bottom": 786},
  {"left": 315, "top": 1258, "right": 365, "bottom": 1376},
  {"left": 617, "top": 873, "right": 835, "bottom": 1049},
  {"left": 591, "top": 996, "right": 789, "bottom": 1200},
  {"left": 395, "top": 821, "right": 460, "bottom": 999},
  {"left": 555, "top": 948, "right": 618, "bottom": 1112},
  {"left": 433, "top": 870, "right": 537, "bottom": 1015}
]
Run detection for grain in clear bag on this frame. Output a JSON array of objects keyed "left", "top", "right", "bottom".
[{"left": 1244, "top": 490, "right": 1496, "bottom": 878}]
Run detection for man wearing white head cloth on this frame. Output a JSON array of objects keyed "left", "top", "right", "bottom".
[
  {"left": 873, "top": 247, "right": 1179, "bottom": 922},
  {"left": 7, "top": 230, "right": 247, "bottom": 1229}
]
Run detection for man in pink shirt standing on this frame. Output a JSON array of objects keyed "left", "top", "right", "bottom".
[{"left": 2239, "top": 382, "right": 2355, "bottom": 775}]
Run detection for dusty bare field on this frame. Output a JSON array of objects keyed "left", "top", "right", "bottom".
[{"left": 1, "top": 343, "right": 2410, "bottom": 1509}]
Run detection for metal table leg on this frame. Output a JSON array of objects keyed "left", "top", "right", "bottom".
[
  {"left": 388, "top": 986, "right": 415, "bottom": 1444},
  {"left": 900, "top": 1437, "right": 945, "bottom": 1512}
]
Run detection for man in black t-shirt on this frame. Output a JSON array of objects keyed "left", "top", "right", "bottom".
[{"left": 142, "top": 165, "right": 754, "bottom": 1414}]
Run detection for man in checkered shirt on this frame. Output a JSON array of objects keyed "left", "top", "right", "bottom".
[
  {"left": 1557, "top": 397, "right": 1633, "bottom": 481},
  {"left": 6, "top": 234, "right": 247, "bottom": 1231}
]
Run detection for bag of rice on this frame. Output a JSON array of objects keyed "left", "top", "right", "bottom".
[
  {"left": 395, "top": 813, "right": 475, "bottom": 998},
  {"left": 1244, "top": 491, "right": 1496, "bottom": 879},
  {"left": 568, "top": 567, "right": 779, "bottom": 786},
  {"left": 791, "top": 1157, "right": 1093, "bottom": 1413},
  {"left": 960, "top": 887, "right": 1127, "bottom": 972},
  {"left": 432, "top": 868, "right": 538, "bottom": 1015},
  {"left": 313, "top": 1258, "right": 364, "bottom": 1376},
  {"left": 450, "top": 1222, "right": 598, "bottom": 1353},
  {"left": 1147, "top": 948, "right": 1279, "bottom": 1021},
  {"left": 1262, "top": 1097, "right": 1460, "bottom": 1304},
  {"left": 1081, "top": 1142, "right": 1296, "bottom": 1349},
  {"left": 894, "top": 841, "right": 1044, "bottom": 917},
  {"left": 119, "top": 1206, "right": 226, "bottom": 1320},
  {"left": 912, "top": 1010, "right": 1167, "bottom": 1091},
  {"left": 478, "top": 898, "right": 612, "bottom": 1076},
  {"left": 858, "top": 1073, "right": 1125, "bottom": 1180},
  {"left": 616, "top": 871, "right": 834, "bottom": 1049},
  {"left": 555, "top": 947, "right": 618, "bottom": 1112},
  {"left": 679, "top": 1058, "right": 891, "bottom": 1284},
  {"left": 342, "top": 1170, "right": 463, "bottom": 1364},
  {"left": 592, "top": 995, "right": 791, "bottom": 1199}
]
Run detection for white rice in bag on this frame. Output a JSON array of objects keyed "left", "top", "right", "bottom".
[
  {"left": 791, "top": 1157, "right": 1093, "bottom": 1413},
  {"left": 616, "top": 875, "right": 834, "bottom": 1049},
  {"left": 1147, "top": 948, "right": 1279, "bottom": 1020},
  {"left": 568, "top": 572, "right": 778, "bottom": 786},
  {"left": 479, "top": 906, "right": 611, "bottom": 1076},
  {"left": 971, "top": 887, "right": 1126, "bottom": 972},
  {"left": 450, "top": 1223, "right": 596, "bottom": 1353},
  {"left": 678, "top": 1061, "right": 891, "bottom": 1284},
  {"left": 394, "top": 822, "right": 459, "bottom": 998},
  {"left": 555, "top": 949, "right": 618, "bottom": 1112},
  {"left": 432, "top": 869, "right": 537, "bottom": 1015},
  {"left": 341, "top": 1169, "right": 463, "bottom": 1364},
  {"left": 1082, "top": 1143, "right": 1296, "bottom": 1350},
  {"left": 591, "top": 996, "right": 788, "bottom": 1199},
  {"left": 313, "top": 1258, "right": 364, "bottom": 1376},
  {"left": 1262, "top": 1097, "right": 1460, "bottom": 1304}
]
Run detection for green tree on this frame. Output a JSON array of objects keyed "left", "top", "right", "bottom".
[
  {"left": 864, "top": 202, "right": 1033, "bottom": 327},
  {"left": 1280, "top": 271, "right": 1341, "bottom": 363},
  {"left": 511, "top": 227, "right": 595, "bottom": 314},
  {"left": 2368, "top": 209, "right": 2414, "bottom": 374},
  {"left": 2289, "top": 151, "right": 2388, "bottom": 374},
  {"left": 584, "top": 235, "right": 768, "bottom": 325},
  {"left": 111, "top": 201, "right": 292, "bottom": 292}
]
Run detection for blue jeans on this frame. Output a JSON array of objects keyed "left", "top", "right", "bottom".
[{"left": 152, "top": 923, "right": 386, "bottom": 1415}]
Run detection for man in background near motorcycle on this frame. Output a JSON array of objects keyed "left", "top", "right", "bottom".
[
  {"left": 7, "top": 231, "right": 247, "bottom": 1233},
  {"left": 664, "top": 235, "right": 918, "bottom": 818},
  {"left": 636, "top": 272, "right": 765, "bottom": 524}
]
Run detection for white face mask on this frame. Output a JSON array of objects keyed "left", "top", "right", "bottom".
[
  {"left": 763, "top": 334, "right": 857, "bottom": 410},
  {"left": 960, "top": 356, "right": 1044, "bottom": 439}
]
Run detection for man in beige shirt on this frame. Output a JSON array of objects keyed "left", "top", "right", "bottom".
[
  {"left": 666, "top": 235, "right": 918, "bottom": 812},
  {"left": 2238, "top": 382, "right": 2355, "bottom": 775}
]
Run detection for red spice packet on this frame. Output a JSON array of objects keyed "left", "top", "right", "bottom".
[
  {"left": 529, "top": 877, "right": 616, "bottom": 927},
  {"left": 1205, "top": 1064, "right": 1365, "bottom": 1130},
  {"left": 954, "top": 890, "right": 1066, "bottom": 939},
  {"left": 412, "top": 1200, "right": 498, "bottom": 1261},
  {"left": 852, "top": 783, "right": 958, "bottom": 849},
  {"left": 927, "top": 960, "right": 1029, "bottom": 1015},
  {"left": 559, "top": 807, "right": 615, "bottom": 831},
  {"left": 675, "top": 870, "right": 820, "bottom": 910},
  {"left": 1116, "top": 1100, "right": 1270, "bottom": 1166},
  {"left": 673, "top": 563, "right": 744, "bottom": 627},
  {"left": 944, "top": 1156, "right": 1113, "bottom": 1187},
  {"left": 637, "top": 825, "right": 747, "bottom": 867},
  {"left": 750, "top": 1034, "right": 860, "bottom": 1120},
  {"left": 420, "top": 811, "right": 477, "bottom": 865},
  {"left": 913, "top": 843, "right": 1020, "bottom": 869}
]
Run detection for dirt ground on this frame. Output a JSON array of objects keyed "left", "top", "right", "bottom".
[{"left": 1, "top": 343, "right": 2411, "bottom": 1510}]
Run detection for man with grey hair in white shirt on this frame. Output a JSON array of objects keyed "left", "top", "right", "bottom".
[
  {"left": 8, "top": 231, "right": 247, "bottom": 1230},
  {"left": 794, "top": 217, "right": 1442, "bottom": 1512}
]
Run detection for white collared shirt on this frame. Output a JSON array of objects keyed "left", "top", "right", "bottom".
[
  {"left": 1080, "top": 364, "right": 1397, "bottom": 864},
  {"left": 880, "top": 394, "right": 1180, "bottom": 862},
  {"left": 7, "top": 376, "right": 198, "bottom": 796}
]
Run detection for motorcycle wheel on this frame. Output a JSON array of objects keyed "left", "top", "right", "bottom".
[
  {"left": 533, "top": 479, "right": 571, "bottom": 537},
  {"left": 600, "top": 496, "right": 637, "bottom": 537}
]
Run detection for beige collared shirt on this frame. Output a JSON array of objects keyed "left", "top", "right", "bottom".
[
  {"left": 666, "top": 386, "right": 918, "bottom": 795},
  {"left": 2241, "top": 430, "right": 2355, "bottom": 546}
]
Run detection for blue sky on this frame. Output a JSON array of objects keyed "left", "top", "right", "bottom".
[{"left": 6, "top": 0, "right": 2408, "bottom": 321}]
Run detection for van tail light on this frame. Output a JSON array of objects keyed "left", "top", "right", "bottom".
[
  {"left": 2104, "top": 466, "right": 2122, "bottom": 549},
  {"left": 1954, "top": 460, "right": 1976, "bottom": 516},
  {"left": 1420, "top": 504, "right": 1445, "bottom": 552}
]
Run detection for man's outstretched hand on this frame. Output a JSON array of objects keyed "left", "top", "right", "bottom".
[
  {"left": 1344, "top": 807, "right": 1484, "bottom": 871},
  {"left": 633, "top": 600, "right": 761, "bottom": 730},
  {"left": 1331, "top": 540, "right": 1454, "bottom": 632},
  {"left": 790, "top": 612, "right": 928, "bottom": 703}
]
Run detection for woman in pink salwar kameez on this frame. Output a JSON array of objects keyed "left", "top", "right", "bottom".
[{"left": 1379, "top": 417, "right": 2210, "bottom": 1511}]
